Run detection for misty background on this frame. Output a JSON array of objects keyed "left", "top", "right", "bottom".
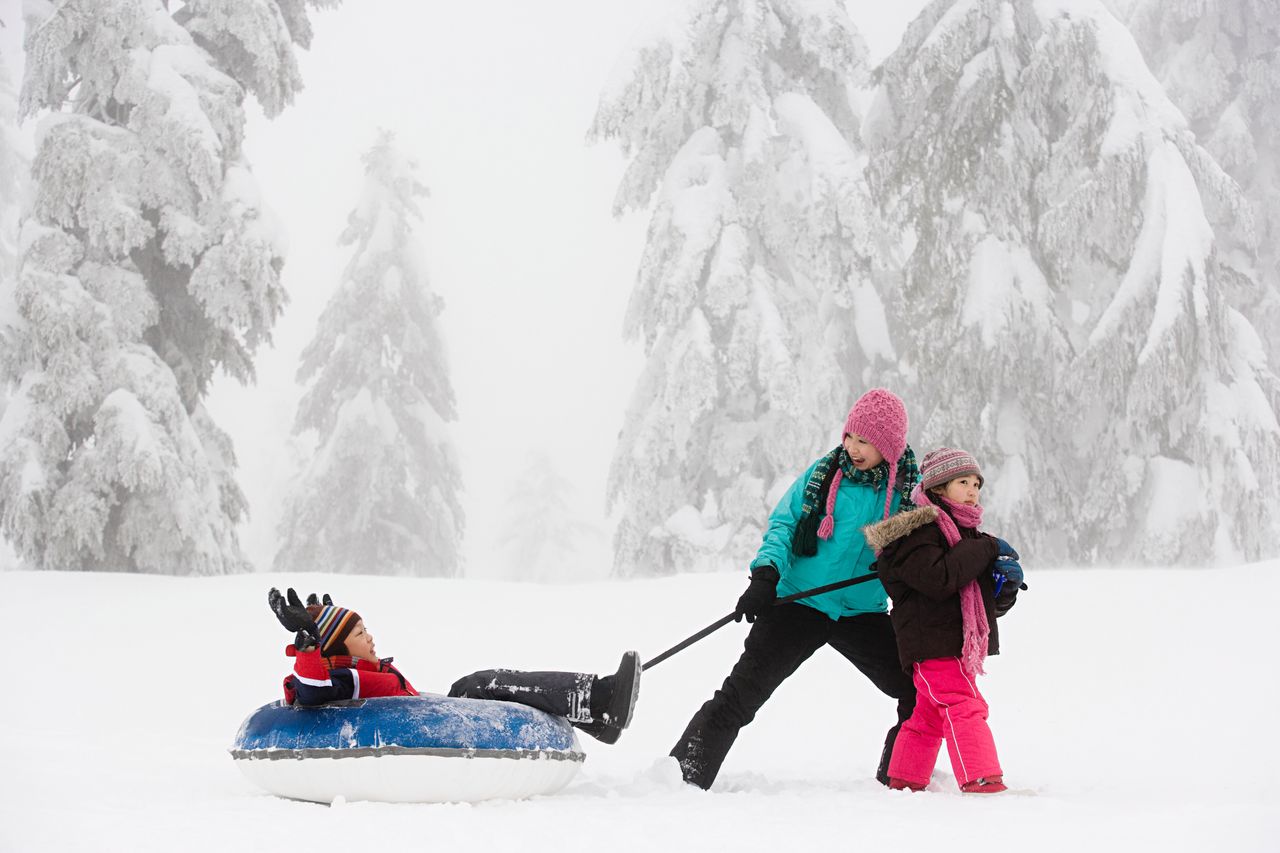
[{"left": 0, "top": 0, "right": 1276, "bottom": 579}]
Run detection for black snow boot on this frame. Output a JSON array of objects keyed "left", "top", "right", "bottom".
[
  {"left": 582, "top": 651, "right": 641, "bottom": 744},
  {"left": 876, "top": 720, "right": 905, "bottom": 786}
]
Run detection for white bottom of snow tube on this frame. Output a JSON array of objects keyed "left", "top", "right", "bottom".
[
  {"left": 231, "top": 695, "right": 586, "bottom": 804},
  {"left": 235, "top": 747, "right": 584, "bottom": 804}
]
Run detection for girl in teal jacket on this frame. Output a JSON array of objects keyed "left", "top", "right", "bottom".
[{"left": 670, "top": 388, "right": 920, "bottom": 789}]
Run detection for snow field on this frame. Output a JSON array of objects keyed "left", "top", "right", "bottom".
[{"left": 2, "top": 564, "right": 1277, "bottom": 852}]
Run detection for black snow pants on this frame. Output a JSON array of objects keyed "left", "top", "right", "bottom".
[
  {"left": 670, "top": 602, "right": 916, "bottom": 789},
  {"left": 448, "top": 668, "right": 597, "bottom": 726}
]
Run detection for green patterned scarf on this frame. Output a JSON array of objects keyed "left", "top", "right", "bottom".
[{"left": 792, "top": 445, "right": 918, "bottom": 557}]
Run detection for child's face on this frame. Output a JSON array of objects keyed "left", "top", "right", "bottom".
[
  {"left": 936, "top": 475, "right": 982, "bottom": 507},
  {"left": 843, "top": 433, "right": 885, "bottom": 470},
  {"left": 344, "top": 620, "right": 378, "bottom": 663}
]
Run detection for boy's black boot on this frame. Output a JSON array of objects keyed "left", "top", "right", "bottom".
[{"left": 583, "top": 651, "right": 641, "bottom": 744}]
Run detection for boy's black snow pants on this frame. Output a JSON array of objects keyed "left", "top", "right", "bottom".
[
  {"left": 448, "top": 668, "right": 596, "bottom": 724},
  {"left": 670, "top": 602, "right": 915, "bottom": 789}
]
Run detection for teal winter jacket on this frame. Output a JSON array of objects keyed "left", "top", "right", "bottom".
[{"left": 750, "top": 457, "right": 905, "bottom": 620}]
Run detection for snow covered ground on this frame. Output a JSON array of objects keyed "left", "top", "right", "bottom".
[{"left": 3, "top": 563, "right": 1277, "bottom": 852}]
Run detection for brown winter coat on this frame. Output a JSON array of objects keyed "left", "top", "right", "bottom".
[{"left": 864, "top": 505, "right": 1001, "bottom": 672}]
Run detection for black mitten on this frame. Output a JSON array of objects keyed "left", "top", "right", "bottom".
[
  {"left": 268, "top": 587, "right": 321, "bottom": 650},
  {"left": 305, "top": 592, "right": 334, "bottom": 607},
  {"left": 734, "top": 565, "right": 780, "bottom": 623},
  {"left": 994, "top": 581, "right": 1028, "bottom": 618}
]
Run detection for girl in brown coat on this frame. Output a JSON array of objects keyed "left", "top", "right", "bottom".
[{"left": 863, "top": 448, "right": 1025, "bottom": 794}]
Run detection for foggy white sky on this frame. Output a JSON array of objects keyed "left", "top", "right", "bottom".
[{"left": 0, "top": 1, "right": 930, "bottom": 577}]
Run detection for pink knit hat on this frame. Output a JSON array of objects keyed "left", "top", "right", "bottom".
[
  {"left": 818, "top": 388, "right": 909, "bottom": 539},
  {"left": 919, "top": 447, "right": 983, "bottom": 492},
  {"left": 844, "top": 388, "right": 909, "bottom": 466}
]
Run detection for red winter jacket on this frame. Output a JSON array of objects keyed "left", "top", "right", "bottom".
[{"left": 282, "top": 644, "right": 418, "bottom": 706}]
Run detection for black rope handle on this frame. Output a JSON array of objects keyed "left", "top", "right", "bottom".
[{"left": 641, "top": 572, "right": 879, "bottom": 672}]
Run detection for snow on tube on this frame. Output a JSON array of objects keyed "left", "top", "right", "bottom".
[{"left": 231, "top": 694, "right": 585, "bottom": 804}]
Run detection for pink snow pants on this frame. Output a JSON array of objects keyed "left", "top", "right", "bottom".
[{"left": 887, "top": 657, "right": 1001, "bottom": 788}]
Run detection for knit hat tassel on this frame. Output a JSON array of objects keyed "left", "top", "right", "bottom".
[{"left": 818, "top": 467, "right": 844, "bottom": 541}]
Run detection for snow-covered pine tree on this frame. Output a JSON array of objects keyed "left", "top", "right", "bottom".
[
  {"left": 0, "top": 42, "right": 23, "bottom": 336},
  {"left": 0, "top": 0, "right": 327, "bottom": 573},
  {"left": 591, "top": 0, "right": 883, "bottom": 577},
  {"left": 274, "top": 132, "right": 463, "bottom": 578},
  {"left": 0, "top": 42, "right": 23, "bottom": 472},
  {"left": 175, "top": 0, "right": 338, "bottom": 119},
  {"left": 1123, "top": 0, "right": 1280, "bottom": 368},
  {"left": 865, "top": 0, "right": 1280, "bottom": 564}
]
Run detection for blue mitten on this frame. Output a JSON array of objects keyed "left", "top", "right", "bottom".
[{"left": 992, "top": 538, "right": 1023, "bottom": 596}]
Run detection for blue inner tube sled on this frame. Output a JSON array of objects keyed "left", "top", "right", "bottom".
[{"left": 231, "top": 694, "right": 586, "bottom": 804}]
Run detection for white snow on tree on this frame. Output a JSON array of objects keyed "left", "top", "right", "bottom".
[
  {"left": 0, "top": 0, "right": 329, "bottom": 573},
  {"left": 1123, "top": 0, "right": 1280, "bottom": 368},
  {"left": 274, "top": 131, "right": 463, "bottom": 578},
  {"left": 175, "top": 0, "right": 339, "bottom": 119},
  {"left": 496, "top": 450, "right": 601, "bottom": 583},
  {"left": 0, "top": 42, "right": 26, "bottom": 573},
  {"left": 865, "top": 0, "right": 1280, "bottom": 564},
  {"left": 0, "top": 43, "right": 24, "bottom": 350},
  {"left": 591, "top": 0, "right": 882, "bottom": 577}
]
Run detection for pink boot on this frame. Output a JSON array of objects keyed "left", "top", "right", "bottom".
[
  {"left": 888, "top": 778, "right": 926, "bottom": 792},
  {"left": 960, "top": 775, "right": 1007, "bottom": 794}
]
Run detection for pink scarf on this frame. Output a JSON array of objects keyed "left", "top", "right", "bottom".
[{"left": 910, "top": 484, "right": 989, "bottom": 676}]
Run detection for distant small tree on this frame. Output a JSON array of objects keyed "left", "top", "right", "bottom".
[
  {"left": 275, "top": 131, "right": 463, "bottom": 577},
  {"left": 496, "top": 450, "right": 600, "bottom": 582}
]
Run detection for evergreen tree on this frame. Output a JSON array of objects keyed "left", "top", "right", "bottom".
[
  {"left": 1124, "top": 0, "right": 1280, "bottom": 367},
  {"left": 496, "top": 450, "right": 598, "bottom": 583},
  {"left": 274, "top": 132, "right": 463, "bottom": 577},
  {"left": 591, "top": 0, "right": 879, "bottom": 576},
  {"left": 866, "top": 0, "right": 1280, "bottom": 563},
  {"left": 0, "top": 42, "right": 24, "bottom": 509},
  {"left": 0, "top": 43, "right": 23, "bottom": 338},
  {"left": 0, "top": 0, "right": 328, "bottom": 573}
]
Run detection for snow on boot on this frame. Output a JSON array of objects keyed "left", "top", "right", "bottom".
[
  {"left": 960, "top": 775, "right": 1007, "bottom": 794},
  {"left": 608, "top": 651, "right": 642, "bottom": 728},
  {"left": 586, "top": 651, "right": 641, "bottom": 744},
  {"left": 576, "top": 717, "right": 618, "bottom": 744},
  {"left": 888, "top": 778, "right": 926, "bottom": 792}
]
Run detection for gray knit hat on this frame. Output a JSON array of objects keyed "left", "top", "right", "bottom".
[{"left": 919, "top": 447, "right": 983, "bottom": 492}]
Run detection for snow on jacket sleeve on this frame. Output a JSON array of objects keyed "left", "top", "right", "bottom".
[
  {"left": 885, "top": 529, "right": 998, "bottom": 603},
  {"left": 750, "top": 464, "right": 813, "bottom": 575}
]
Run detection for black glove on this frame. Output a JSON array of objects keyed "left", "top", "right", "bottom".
[
  {"left": 734, "top": 565, "right": 780, "bottom": 623},
  {"left": 306, "top": 592, "right": 334, "bottom": 607},
  {"left": 268, "top": 587, "right": 321, "bottom": 651},
  {"left": 994, "top": 581, "right": 1028, "bottom": 618}
]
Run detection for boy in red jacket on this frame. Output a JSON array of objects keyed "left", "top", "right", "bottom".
[{"left": 269, "top": 588, "right": 641, "bottom": 745}]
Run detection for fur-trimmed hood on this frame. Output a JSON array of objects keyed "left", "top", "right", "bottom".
[{"left": 862, "top": 505, "right": 939, "bottom": 552}]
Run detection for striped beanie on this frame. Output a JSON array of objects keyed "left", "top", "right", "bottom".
[
  {"left": 306, "top": 604, "right": 361, "bottom": 655},
  {"left": 920, "top": 447, "right": 983, "bottom": 492}
]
